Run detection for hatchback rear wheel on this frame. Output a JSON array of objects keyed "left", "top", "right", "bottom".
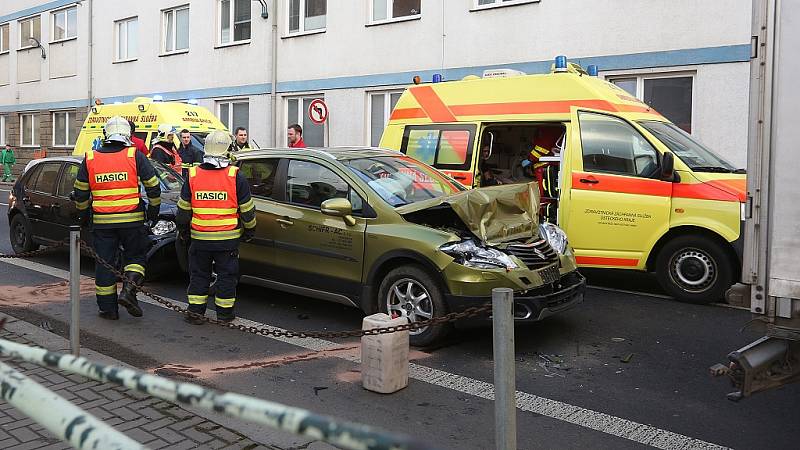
[
  {"left": 9, "top": 214, "right": 38, "bottom": 254},
  {"left": 378, "top": 265, "right": 450, "bottom": 347}
]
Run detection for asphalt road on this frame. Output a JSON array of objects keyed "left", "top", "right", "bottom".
[{"left": 2, "top": 186, "right": 798, "bottom": 450}]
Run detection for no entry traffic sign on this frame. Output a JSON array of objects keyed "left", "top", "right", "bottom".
[{"left": 308, "top": 99, "right": 328, "bottom": 124}]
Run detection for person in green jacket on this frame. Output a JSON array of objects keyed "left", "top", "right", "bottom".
[{"left": 1, "top": 144, "right": 15, "bottom": 182}]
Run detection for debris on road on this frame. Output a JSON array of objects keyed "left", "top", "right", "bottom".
[
  {"left": 611, "top": 337, "right": 626, "bottom": 343},
  {"left": 621, "top": 353, "right": 634, "bottom": 363}
]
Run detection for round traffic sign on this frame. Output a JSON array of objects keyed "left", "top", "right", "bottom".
[{"left": 308, "top": 99, "right": 328, "bottom": 124}]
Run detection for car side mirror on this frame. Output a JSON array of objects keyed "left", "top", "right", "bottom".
[
  {"left": 321, "top": 198, "right": 356, "bottom": 226},
  {"left": 661, "top": 152, "right": 675, "bottom": 181}
]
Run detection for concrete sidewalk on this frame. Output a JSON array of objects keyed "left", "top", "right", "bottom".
[{"left": 0, "top": 313, "right": 278, "bottom": 450}]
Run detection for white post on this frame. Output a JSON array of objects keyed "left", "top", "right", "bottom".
[
  {"left": 69, "top": 225, "right": 80, "bottom": 356},
  {"left": 492, "top": 288, "right": 517, "bottom": 450}
]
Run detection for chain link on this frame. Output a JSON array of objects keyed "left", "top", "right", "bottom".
[
  {"left": 0, "top": 241, "right": 69, "bottom": 259},
  {"left": 78, "top": 240, "right": 492, "bottom": 339}
]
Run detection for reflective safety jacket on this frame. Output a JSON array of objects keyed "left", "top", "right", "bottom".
[
  {"left": 177, "top": 165, "right": 256, "bottom": 243},
  {"left": 72, "top": 144, "right": 161, "bottom": 228},
  {"left": 528, "top": 145, "right": 552, "bottom": 170}
]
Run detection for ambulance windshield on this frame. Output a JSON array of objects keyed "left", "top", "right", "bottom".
[
  {"left": 346, "top": 156, "right": 464, "bottom": 207},
  {"left": 639, "top": 121, "right": 743, "bottom": 173}
]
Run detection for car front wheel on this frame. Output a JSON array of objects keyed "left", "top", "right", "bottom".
[
  {"left": 9, "top": 214, "right": 38, "bottom": 254},
  {"left": 655, "top": 235, "right": 734, "bottom": 304},
  {"left": 378, "top": 265, "right": 450, "bottom": 347}
]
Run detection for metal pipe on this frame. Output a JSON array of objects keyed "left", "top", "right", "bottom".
[
  {"left": 0, "top": 339, "right": 434, "bottom": 450},
  {"left": 270, "top": 0, "right": 279, "bottom": 147},
  {"left": 0, "top": 360, "right": 144, "bottom": 449},
  {"left": 87, "top": 0, "right": 93, "bottom": 108},
  {"left": 492, "top": 287, "right": 517, "bottom": 450},
  {"left": 69, "top": 225, "right": 80, "bottom": 356}
]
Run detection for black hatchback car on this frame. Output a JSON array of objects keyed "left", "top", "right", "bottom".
[{"left": 6, "top": 156, "right": 183, "bottom": 276}]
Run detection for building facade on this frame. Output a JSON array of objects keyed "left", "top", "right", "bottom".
[{"left": 0, "top": 0, "right": 752, "bottom": 175}]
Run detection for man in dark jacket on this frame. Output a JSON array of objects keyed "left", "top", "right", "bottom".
[{"left": 178, "top": 129, "right": 204, "bottom": 179}]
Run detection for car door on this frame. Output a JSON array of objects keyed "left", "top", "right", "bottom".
[
  {"left": 271, "top": 158, "right": 367, "bottom": 300},
  {"left": 25, "top": 162, "right": 63, "bottom": 242},
  {"left": 565, "top": 109, "right": 672, "bottom": 269},
  {"left": 236, "top": 157, "right": 281, "bottom": 277},
  {"left": 52, "top": 162, "right": 81, "bottom": 241}
]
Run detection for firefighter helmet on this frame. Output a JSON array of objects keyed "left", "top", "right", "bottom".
[
  {"left": 202, "top": 131, "right": 234, "bottom": 167},
  {"left": 103, "top": 116, "right": 132, "bottom": 145}
]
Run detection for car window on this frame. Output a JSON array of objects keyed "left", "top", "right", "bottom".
[
  {"left": 240, "top": 159, "right": 279, "bottom": 199},
  {"left": 57, "top": 164, "right": 79, "bottom": 198},
  {"left": 33, "top": 163, "right": 62, "bottom": 195},
  {"left": 23, "top": 165, "right": 42, "bottom": 191},
  {"left": 286, "top": 160, "right": 354, "bottom": 210},
  {"left": 401, "top": 125, "right": 476, "bottom": 171},
  {"left": 579, "top": 112, "right": 659, "bottom": 178},
  {"left": 151, "top": 161, "right": 183, "bottom": 191}
]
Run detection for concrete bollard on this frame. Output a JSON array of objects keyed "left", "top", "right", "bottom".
[{"left": 361, "top": 313, "right": 409, "bottom": 393}]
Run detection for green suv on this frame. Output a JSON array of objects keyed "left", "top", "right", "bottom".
[{"left": 234, "top": 148, "right": 585, "bottom": 345}]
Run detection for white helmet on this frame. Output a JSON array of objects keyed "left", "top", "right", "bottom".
[
  {"left": 103, "top": 116, "right": 132, "bottom": 145},
  {"left": 202, "top": 130, "right": 234, "bottom": 168},
  {"left": 153, "top": 124, "right": 176, "bottom": 144}
]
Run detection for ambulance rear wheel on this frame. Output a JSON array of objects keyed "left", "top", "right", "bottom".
[{"left": 655, "top": 236, "right": 733, "bottom": 304}]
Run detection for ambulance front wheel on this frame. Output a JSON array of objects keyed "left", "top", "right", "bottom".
[{"left": 655, "top": 235, "right": 734, "bottom": 304}]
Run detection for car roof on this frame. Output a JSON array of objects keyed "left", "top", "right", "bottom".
[
  {"left": 236, "top": 147, "right": 402, "bottom": 162},
  {"left": 28, "top": 156, "right": 83, "bottom": 164}
]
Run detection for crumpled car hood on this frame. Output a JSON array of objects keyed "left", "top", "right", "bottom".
[{"left": 396, "top": 182, "right": 540, "bottom": 245}]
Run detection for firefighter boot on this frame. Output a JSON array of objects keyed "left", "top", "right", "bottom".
[
  {"left": 118, "top": 272, "right": 144, "bottom": 317},
  {"left": 185, "top": 303, "right": 206, "bottom": 325},
  {"left": 216, "top": 307, "right": 236, "bottom": 323}
]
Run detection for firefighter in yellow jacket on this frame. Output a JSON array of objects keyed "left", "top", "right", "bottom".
[
  {"left": 176, "top": 131, "right": 256, "bottom": 324},
  {"left": 72, "top": 116, "right": 162, "bottom": 320}
]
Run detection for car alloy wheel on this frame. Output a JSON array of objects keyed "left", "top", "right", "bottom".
[{"left": 386, "top": 277, "right": 433, "bottom": 335}]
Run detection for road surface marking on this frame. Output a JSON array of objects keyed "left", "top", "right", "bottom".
[{"left": 1, "top": 257, "right": 731, "bottom": 450}]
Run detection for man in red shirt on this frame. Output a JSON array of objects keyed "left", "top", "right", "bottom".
[
  {"left": 288, "top": 124, "right": 306, "bottom": 148},
  {"left": 128, "top": 120, "right": 149, "bottom": 157}
]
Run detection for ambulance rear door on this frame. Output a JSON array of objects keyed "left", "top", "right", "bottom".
[
  {"left": 399, "top": 124, "right": 478, "bottom": 187},
  {"left": 565, "top": 108, "right": 672, "bottom": 269}
]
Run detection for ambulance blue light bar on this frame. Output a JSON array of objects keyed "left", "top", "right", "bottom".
[
  {"left": 432, "top": 73, "right": 443, "bottom": 83},
  {"left": 152, "top": 95, "right": 164, "bottom": 102},
  {"left": 587, "top": 65, "right": 599, "bottom": 76},
  {"left": 554, "top": 55, "right": 568, "bottom": 72}
]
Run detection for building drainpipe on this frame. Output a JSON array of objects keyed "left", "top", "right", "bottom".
[
  {"left": 87, "top": 0, "right": 93, "bottom": 111},
  {"left": 270, "top": 1, "right": 279, "bottom": 147}
]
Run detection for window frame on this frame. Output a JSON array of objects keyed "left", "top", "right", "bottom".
[
  {"left": 470, "top": 0, "right": 541, "bottom": 12},
  {"left": 51, "top": 6, "right": 77, "bottom": 43},
  {"left": 162, "top": 4, "right": 190, "bottom": 55},
  {"left": 400, "top": 124, "right": 477, "bottom": 171},
  {"left": 114, "top": 16, "right": 138, "bottom": 62},
  {"left": 368, "top": 90, "right": 403, "bottom": 147},
  {"left": 287, "top": 0, "right": 327, "bottom": 35},
  {"left": 56, "top": 162, "right": 80, "bottom": 198},
  {"left": 0, "top": 115, "right": 6, "bottom": 146},
  {"left": 19, "top": 113, "right": 40, "bottom": 147},
  {"left": 217, "top": 99, "right": 250, "bottom": 132},
  {"left": 285, "top": 95, "right": 326, "bottom": 146},
  {"left": 368, "top": 0, "right": 421, "bottom": 25},
  {"left": 1, "top": 23, "right": 11, "bottom": 53},
  {"left": 218, "top": 0, "right": 252, "bottom": 46},
  {"left": 577, "top": 110, "right": 662, "bottom": 179},
  {"left": 18, "top": 15, "right": 41, "bottom": 50},
  {"left": 606, "top": 71, "right": 696, "bottom": 133},
  {"left": 52, "top": 111, "right": 78, "bottom": 148}
]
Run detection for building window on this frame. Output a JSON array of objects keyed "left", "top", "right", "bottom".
[
  {"left": 218, "top": 100, "right": 249, "bottom": 132},
  {"left": 219, "top": 0, "right": 251, "bottom": 44},
  {"left": 371, "top": 0, "right": 420, "bottom": 22},
  {"left": 286, "top": 96, "right": 324, "bottom": 147},
  {"left": 1, "top": 23, "right": 10, "bottom": 53},
  {"left": 20, "top": 113, "right": 40, "bottom": 147},
  {"left": 52, "top": 7, "right": 77, "bottom": 42},
  {"left": 609, "top": 74, "right": 694, "bottom": 133},
  {"left": 115, "top": 17, "right": 138, "bottom": 61},
  {"left": 163, "top": 5, "right": 190, "bottom": 53},
  {"left": 19, "top": 16, "right": 41, "bottom": 48},
  {"left": 473, "top": 0, "right": 539, "bottom": 10},
  {"left": 288, "top": 0, "right": 327, "bottom": 33},
  {"left": 0, "top": 116, "right": 6, "bottom": 146},
  {"left": 53, "top": 111, "right": 79, "bottom": 147},
  {"left": 369, "top": 91, "right": 402, "bottom": 147}
]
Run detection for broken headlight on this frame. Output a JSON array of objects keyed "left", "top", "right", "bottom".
[
  {"left": 440, "top": 239, "right": 518, "bottom": 270},
  {"left": 151, "top": 219, "right": 177, "bottom": 236},
  {"left": 539, "top": 222, "right": 568, "bottom": 255}
]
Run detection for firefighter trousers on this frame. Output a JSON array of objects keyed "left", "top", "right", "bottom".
[
  {"left": 93, "top": 226, "right": 149, "bottom": 313},
  {"left": 187, "top": 241, "right": 239, "bottom": 319}
]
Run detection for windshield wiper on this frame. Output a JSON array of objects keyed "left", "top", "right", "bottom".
[
  {"left": 691, "top": 166, "right": 734, "bottom": 173},
  {"left": 733, "top": 168, "right": 747, "bottom": 174}
]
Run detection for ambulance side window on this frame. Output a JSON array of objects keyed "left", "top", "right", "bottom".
[
  {"left": 579, "top": 112, "right": 659, "bottom": 178},
  {"left": 400, "top": 125, "right": 476, "bottom": 171}
]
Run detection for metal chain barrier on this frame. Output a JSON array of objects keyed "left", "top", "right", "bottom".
[
  {"left": 78, "top": 239, "right": 492, "bottom": 340},
  {"left": 0, "top": 240, "right": 69, "bottom": 259}
]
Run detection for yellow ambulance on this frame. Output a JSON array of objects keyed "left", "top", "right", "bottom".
[
  {"left": 73, "top": 97, "right": 227, "bottom": 156},
  {"left": 380, "top": 58, "right": 746, "bottom": 303}
]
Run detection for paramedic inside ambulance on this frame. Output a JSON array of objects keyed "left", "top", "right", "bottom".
[
  {"left": 522, "top": 126, "right": 564, "bottom": 223},
  {"left": 478, "top": 143, "right": 501, "bottom": 187}
]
